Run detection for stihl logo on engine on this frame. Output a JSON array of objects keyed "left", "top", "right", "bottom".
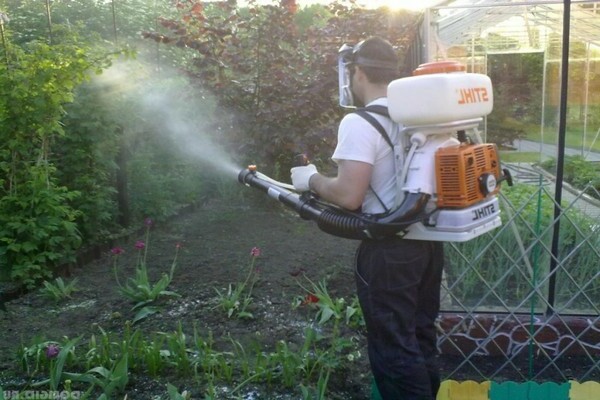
[
  {"left": 457, "top": 87, "right": 489, "bottom": 104},
  {"left": 472, "top": 203, "right": 496, "bottom": 221}
]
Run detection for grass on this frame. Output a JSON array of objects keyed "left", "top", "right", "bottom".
[
  {"left": 499, "top": 151, "right": 542, "bottom": 163},
  {"left": 524, "top": 124, "right": 600, "bottom": 153}
]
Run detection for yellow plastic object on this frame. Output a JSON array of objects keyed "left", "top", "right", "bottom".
[
  {"left": 489, "top": 381, "right": 570, "bottom": 400},
  {"left": 437, "top": 380, "right": 490, "bottom": 400},
  {"left": 569, "top": 381, "right": 600, "bottom": 400}
]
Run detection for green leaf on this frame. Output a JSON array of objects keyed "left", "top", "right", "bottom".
[
  {"left": 50, "top": 337, "right": 81, "bottom": 391},
  {"left": 131, "top": 299, "right": 154, "bottom": 311},
  {"left": 87, "top": 366, "right": 111, "bottom": 379},
  {"left": 167, "top": 383, "right": 186, "bottom": 400},
  {"left": 345, "top": 306, "right": 357, "bottom": 322},
  {"left": 237, "top": 311, "right": 254, "bottom": 319},
  {"left": 132, "top": 306, "right": 159, "bottom": 324},
  {"left": 105, "top": 354, "right": 129, "bottom": 394},
  {"left": 318, "top": 307, "right": 335, "bottom": 325},
  {"left": 158, "top": 290, "right": 181, "bottom": 298},
  {"left": 62, "top": 371, "right": 100, "bottom": 385}
]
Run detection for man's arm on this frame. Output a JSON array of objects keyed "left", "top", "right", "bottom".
[{"left": 309, "top": 159, "right": 372, "bottom": 211}]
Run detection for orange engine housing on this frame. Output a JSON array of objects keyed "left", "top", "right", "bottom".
[{"left": 435, "top": 143, "right": 501, "bottom": 208}]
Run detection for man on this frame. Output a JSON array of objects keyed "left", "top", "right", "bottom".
[{"left": 290, "top": 37, "right": 444, "bottom": 400}]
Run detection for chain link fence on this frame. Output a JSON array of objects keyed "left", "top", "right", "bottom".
[
  {"left": 423, "top": 0, "right": 600, "bottom": 382},
  {"left": 438, "top": 169, "right": 600, "bottom": 381}
]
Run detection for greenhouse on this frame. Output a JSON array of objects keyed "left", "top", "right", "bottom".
[
  {"left": 413, "top": 0, "right": 600, "bottom": 384},
  {"left": 413, "top": 0, "right": 600, "bottom": 150}
]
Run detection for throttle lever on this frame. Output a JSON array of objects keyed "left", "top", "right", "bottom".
[
  {"left": 294, "top": 153, "right": 310, "bottom": 167},
  {"left": 499, "top": 168, "right": 514, "bottom": 186}
]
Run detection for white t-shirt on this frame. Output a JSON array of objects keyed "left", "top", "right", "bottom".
[{"left": 331, "top": 98, "right": 402, "bottom": 214}]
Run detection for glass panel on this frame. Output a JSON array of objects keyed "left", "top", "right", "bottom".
[{"left": 428, "top": 0, "right": 600, "bottom": 381}]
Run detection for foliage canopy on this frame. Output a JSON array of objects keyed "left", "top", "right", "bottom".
[{"left": 0, "top": 0, "right": 422, "bottom": 286}]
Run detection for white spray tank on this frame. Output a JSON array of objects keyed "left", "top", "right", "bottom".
[
  {"left": 388, "top": 61, "right": 493, "bottom": 126},
  {"left": 387, "top": 61, "right": 507, "bottom": 242},
  {"left": 238, "top": 61, "right": 511, "bottom": 242}
]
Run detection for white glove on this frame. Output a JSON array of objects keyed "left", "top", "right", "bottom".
[{"left": 291, "top": 164, "right": 318, "bottom": 192}]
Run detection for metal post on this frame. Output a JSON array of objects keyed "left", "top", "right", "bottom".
[
  {"left": 0, "top": 12, "right": 9, "bottom": 69},
  {"left": 582, "top": 42, "right": 590, "bottom": 157},
  {"left": 111, "top": 0, "right": 118, "bottom": 44},
  {"left": 484, "top": 51, "right": 489, "bottom": 142},
  {"left": 540, "top": 47, "right": 548, "bottom": 161},
  {"left": 155, "top": 0, "right": 160, "bottom": 72},
  {"left": 45, "top": 0, "right": 53, "bottom": 45},
  {"left": 546, "top": 0, "right": 571, "bottom": 316},
  {"left": 423, "top": 7, "right": 431, "bottom": 63}
]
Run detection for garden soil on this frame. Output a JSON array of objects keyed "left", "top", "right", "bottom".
[
  {"left": 0, "top": 191, "right": 589, "bottom": 399},
  {"left": 0, "top": 192, "right": 372, "bottom": 399}
]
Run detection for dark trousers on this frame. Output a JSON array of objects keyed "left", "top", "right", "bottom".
[{"left": 355, "top": 238, "right": 444, "bottom": 400}]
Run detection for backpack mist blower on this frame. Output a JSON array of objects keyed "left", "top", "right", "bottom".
[{"left": 238, "top": 61, "right": 512, "bottom": 241}]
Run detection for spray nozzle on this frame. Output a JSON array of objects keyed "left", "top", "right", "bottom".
[
  {"left": 294, "top": 154, "right": 310, "bottom": 167},
  {"left": 238, "top": 166, "right": 256, "bottom": 186}
]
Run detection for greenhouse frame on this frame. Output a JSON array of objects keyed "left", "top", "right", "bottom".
[{"left": 409, "top": 0, "right": 600, "bottom": 382}]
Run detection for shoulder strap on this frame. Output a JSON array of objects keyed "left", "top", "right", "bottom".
[
  {"left": 359, "top": 104, "right": 389, "bottom": 118},
  {"left": 353, "top": 105, "right": 396, "bottom": 214},
  {"left": 354, "top": 105, "right": 394, "bottom": 150}
]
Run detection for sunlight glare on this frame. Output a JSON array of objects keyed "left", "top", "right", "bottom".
[
  {"left": 356, "top": 0, "right": 441, "bottom": 11},
  {"left": 237, "top": 0, "right": 442, "bottom": 11}
]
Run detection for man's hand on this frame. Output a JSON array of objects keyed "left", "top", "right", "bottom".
[{"left": 291, "top": 164, "right": 318, "bottom": 192}]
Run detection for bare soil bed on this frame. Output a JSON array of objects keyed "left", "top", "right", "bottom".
[{"left": 0, "top": 193, "right": 373, "bottom": 399}]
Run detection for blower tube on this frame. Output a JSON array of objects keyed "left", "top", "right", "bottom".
[{"left": 238, "top": 168, "right": 430, "bottom": 240}]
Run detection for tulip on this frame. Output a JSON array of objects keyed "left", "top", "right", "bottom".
[
  {"left": 111, "top": 247, "right": 124, "bottom": 255},
  {"left": 250, "top": 247, "right": 261, "bottom": 257},
  {"left": 46, "top": 344, "right": 60, "bottom": 359}
]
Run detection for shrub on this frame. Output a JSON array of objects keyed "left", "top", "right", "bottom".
[
  {"left": 0, "top": 167, "right": 82, "bottom": 288},
  {"left": 540, "top": 155, "right": 600, "bottom": 200}
]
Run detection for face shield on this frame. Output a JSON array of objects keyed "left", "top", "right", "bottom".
[
  {"left": 337, "top": 41, "right": 399, "bottom": 109},
  {"left": 338, "top": 43, "right": 356, "bottom": 109}
]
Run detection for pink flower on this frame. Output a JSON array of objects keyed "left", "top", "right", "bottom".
[
  {"left": 135, "top": 241, "right": 145, "bottom": 250},
  {"left": 144, "top": 218, "right": 153, "bottom": 227},
  {"left": 175, "top": 243, "right": 182, "bottom": 249},
  {"left": 250, "top": 247, "right": 261, "bottom": 257},
  {"left": 111, "top": 247, "right": 124, "bottom": 255},
  {"left": 46, "top": 344, "right": 60, "bottom": 359}
]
